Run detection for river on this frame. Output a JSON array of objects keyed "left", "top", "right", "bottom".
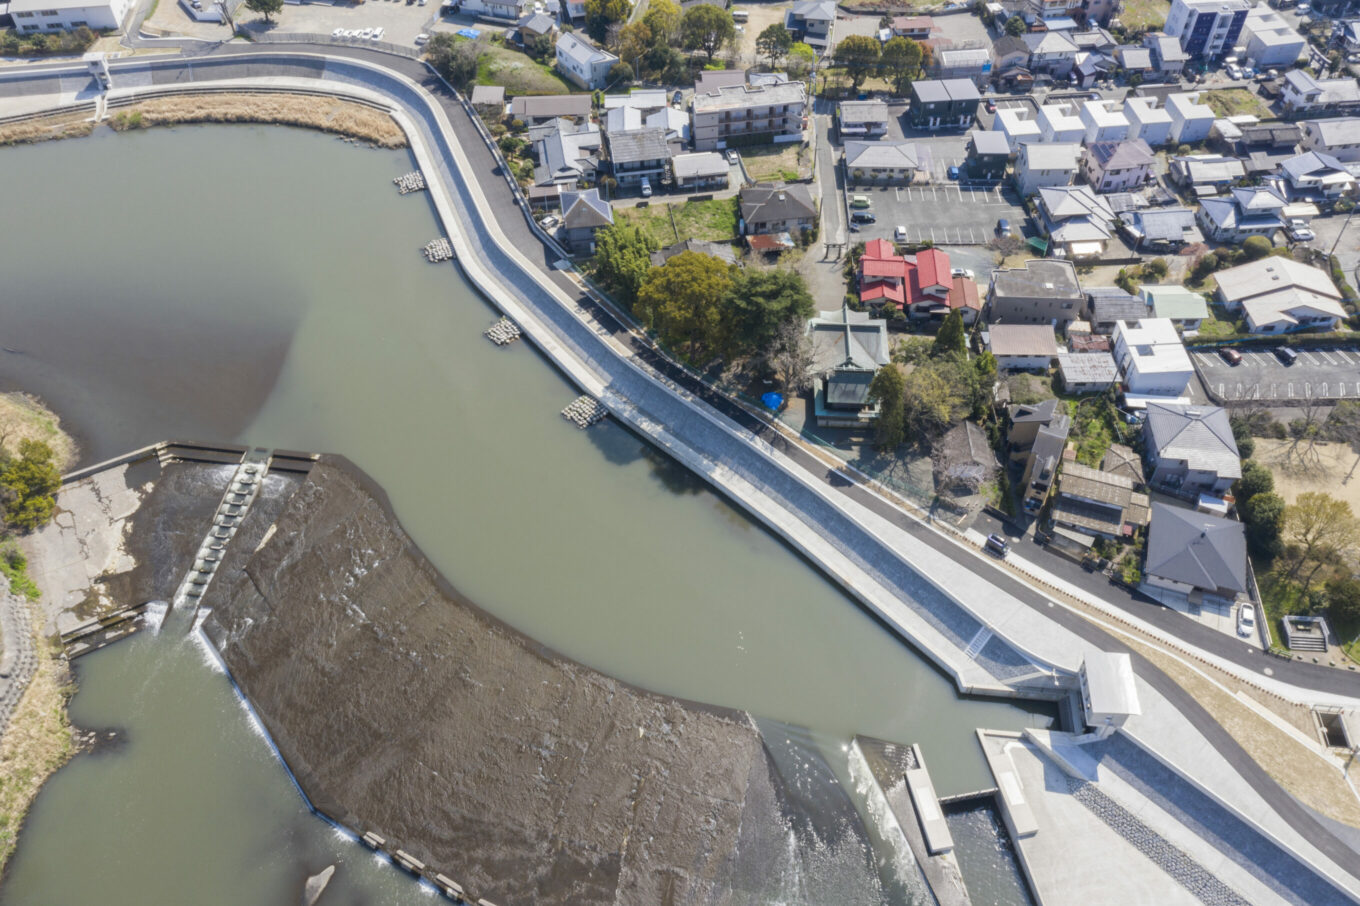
[{"left": 0, "top": 124, "right": 1048, "bottom": 903}]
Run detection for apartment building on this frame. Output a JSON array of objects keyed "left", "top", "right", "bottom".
[{"left": 691, "top": 82, "right": 807, "bottom": 152}]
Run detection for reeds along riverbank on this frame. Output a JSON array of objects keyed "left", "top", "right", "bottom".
[
  {"left": 107, "top": 94, "right": 408, "bottom": 148},
  {"left": 0, "top": 113, "right": 93, "bottom": 147}
]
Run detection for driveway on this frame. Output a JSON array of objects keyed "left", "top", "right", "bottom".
[
  {"left": 1193, "top": 346, "right": 1360, "bottom": 403},
  {"left": 848, "top": 182, "right": 1022, "bottom": 246}
]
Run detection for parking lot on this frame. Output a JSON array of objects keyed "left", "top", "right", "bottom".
[
  {"left": 1193, "top": 347, "right": 1360, "bottom": 402},
  {"left": 848, "top": 182, "right": 1022, "bottom": 245}
]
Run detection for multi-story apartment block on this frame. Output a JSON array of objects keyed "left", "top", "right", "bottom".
[
  {"left": 1163, "top": 0, "right": 1250, "bottom": 60},
  {"left": 691, "top": 82, "right": 807, "bottom": 152}
]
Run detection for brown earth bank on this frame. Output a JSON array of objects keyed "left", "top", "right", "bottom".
[{"left": 200, "top": 458, "right": 889, "bottom": 906}]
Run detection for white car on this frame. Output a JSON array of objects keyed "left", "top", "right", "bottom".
[
  {"left": 332, "top": 27, "right": 345, "bottom": 37},
  {"left": 1286, "top": 218, "right": 1315, "bottom": 242},
  {"left": 358, "top": 28, "right": 374, "bottom": 39},
  {"left": 951, "top": 267, "right": 975, "bottom": 280},
  {"left": 1237, "top": 603, "right": 1257, "bottom": 637},
  {"left": 414, "top": 33, "right": 430, "bottom": 44},
  {"left": 894, "top": 225, "right": 908, "bottom": 241},
  {"left": 370, "top": 26, "right": 384, "bottom": 40},
  {"left": 539, "top": 214, "right": 560, "bottom": 230}
]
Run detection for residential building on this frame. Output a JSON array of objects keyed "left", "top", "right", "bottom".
[
  {"left": 1119, "top": 207, "right": 1200, "bottom": 252},
  {"left": 891, "top": 14, "right": 935, "bottom": 39},
  {"left": 1145, "top": 402, "right": 1242, "bottom": 496},
  {"left": 1240, "top": 6, "right": 1306, "bottom": 67},
  {"left": 857, "top": 240, "right": 981, "bottom": 322},
  {"left": 1037, "top": 103, "right": 1086, "bottom": 143},
  {"left": 1166, "top": 92, "right": 1216, "bottom": 145},
  {"left": 1145, "top": 502, "right": 1247, "bottom": 600},
  {"left": 671, "top": 152, "right": 729, "bottom": 190},
  {"left": 992, "top": 34, "right": 1032, "bottom": 73},
  {"left": 1213, "top": 256, "right": 1347, "bottom": 333},
  {"left": 1163, "top": 0, "right": 1250, "bottom": 60},
  {"left": 532, "top": 120, "right": 603, "bottom": 187},
  {"left": 691, "top": 82, "right": 807, "bottom": 151},
  {"left": 1169, "top": 153, "right": 1247, "bottom": 196},
  {"left": 1088, "top": 286, "right": 1150, "bottom": 333},
  {"left": 806, "top": 305, "right": 891, "bottom": 429},
  {"left": 459, "top": 0, "right": 530, "bottom": 18},
  {"left": 934, "top": 48, "right": 993, "bottom": 87},
  {"left": 844, "top": 141, "right": 923, "bottom": 184},
  {"left": 1023, "top": 30, "right": 1080, "bottom": 75},
  {"left": 469, "top": 85, "right": 506, "bottom": 113},
  {"left": 1038, "top": 185, "right": 1118, "bottom": 258},
  {"left": 1056, "top": 352, "right": 1120, "bottom": 393},
  {"left": 838, "top": 100, "right": 890, "bottom": 139},
  {"left": 559, "top": 188, "right": 613, "bottom": 253},
  {"left": 1082, "top": 139, "right": 1155, "bottom": 193},
  {"left": 1281, "top": 70, "right": 1360, "bottom": 116},
  {"left": 1123, "top": 97, "right": 1173, "bottom": 147},
  {"left": 1236, "top": 122, "right": 1304, "bottom": 175},
  {"left": 1113, "top": 319, "right": 1194, "bottom": 397},
  {"left": 1080, "top": 99, "right": 1131, "bottom": 144},
  {"left": 1053, "top": 462, "right": 1151, "bottom": 538},
  {"left": 787, "top": 0, "right": 836, "bottom": 51},
  {"left": 515, "top": 11, "right": 558, "bottom": 44},
  {"left": 1071, "top": 50, "right": 1117, "bottom": 89},
  {"left": 510, "top": 94, "right": 592, "bottom": 126},
  {"left": 908, "top": 79, "right": 980, "bottom": 131},
  {"left": 1015, "top": 141, "right": 1081, "bottom": 197},
  {"left": 1115, "top": 45, "right": 1155, "bottom": 79},
  {"left": 1139, "top": 284, "right": 1208, "bottom": 333},
  {"left": 967, "top": 130, "right": 1012, "bottom": 179},
  {"left": 1143, "top": 32, "right": 1189, "bottom": 79},
  {"left": 605, "top": 128, "right": 672, "bottom": 188},
  {"left": 650, "top": 238, "right": 737, "bottom": 267},
  {"left": 995, "top": 109, "right": 1042, "bottom": 152},
  {"left": 1197, "top": 185, "right": 1286, "bottom": 242},
  {"left": 602, "top": 89, "right": 668, "bottom": 115},
  {"left": 555, "top": 33, "right": 619, "bottom": 90},
  {"left": 1008, "top": 398, "right": 1064, "bottom": 459},
  {"left": 739, "top": 184, "right": 817, "bottom": 235},
  {"left": 988, "top": 324, "right": 1060, "bottom": 372},
  {"left": 8, "top": 0, "right": 132, "bottom": 29},
  {"left": 694, "top": 70, "right": 747, "bottom": 93},
  {"left": 1102, "top": 443, "right": 1145, "bottom": 486},
  {"left": 1280, "top": 151, "right": 1358, "bottom": 201},
  {"left": 1301, "top": 118, "right": 1360, "bottom": 163},
  {"left": 646, "top": 106, "right": 691, "bottom": 143},
  {"left": 1020, "top": 408, "right": 1070, "bottom": 514},
  {"left": 987, "top": 258, "right": 1085, "bottom": 325}
]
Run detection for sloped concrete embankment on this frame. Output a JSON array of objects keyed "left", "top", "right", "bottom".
[{"left": 201, "top": 458, "right": 889, "bottom": 906}]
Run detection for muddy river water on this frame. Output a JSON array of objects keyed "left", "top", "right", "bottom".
[{"left": 0, "top": 124, "right": 1047, "bottom": 903}]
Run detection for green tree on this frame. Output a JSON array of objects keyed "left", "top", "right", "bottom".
[
  {"left": 931, "top": 309, "right": 967, "bottom": 359},
  {"left": 524, "top": 31, "right": 555, "bottom": 62},
  {"left": 786, "top": 42, "right": 816, "bottom": 79},
  {"left": 878, "top": 36, "right": 923, "bottom": 95},
  {"left": 1235, "top": 459, "right": 1274, "bottom": 503},
  {"left": 634, "top": 251, "right": 735, "bottom": 360},
  {"left": 1325, "top": 574, "right": 1360, "bottom": 626},
  {"left": 903, "top": 361, "right": 966, "bottom": 438},
  {"left": 1285, "top": 491, "right": 1360, "bottom": 584},
  {"left": 1144, "top": 257, "right": 1169, "bottom": 280},
  {"left": 1240, "top": 490, "right": 1285, "bottom": 560},
  {"left": 245, "top": 0, "right": 283, "bottom": 23},
  {"left": 681, "top": 4, "right": 736, "bottom": 63},
  {"left": 616, "top": 22, "right": 652, "bottom": 68},
  {"left": 834, "top": 35, "right": 881, "bottom": 90},
  {"left": 725, "top": 269, "right": 815, "bottom": 354},
  {"left": 585, "top": 0, "right": 632, "bottom": 43},
  {"left": 426, "top": 34, "right": 482, "bottom": 90},
  {"left": 593, "top": 225, "right": 657, "bottom": 305},
  {"left": 756, "top": 23, "right": 793, "bottom": 69},
  {"left": 643, "top": 0, "right": 681, "bottom": 45},
  {"left": 971, "top": 351, "right": 998, "bottom": 419},
  {"left": 609, "top": 61, "right": 635, "bottom": 85},
  {"left": 0, "top": 439, "right": 61, "bottom": 533},
  {"left": 1229, "top": 414, "right": 1256, "bottom": 460},
  {"left": 869, "top": 365, "right": 907, "bottom": 451},
  {"left": 1004, "top": 15, "right": 1026, "bottom": 36},
  {"left": 1242, "top": 235, "right": 1273, "bottom": 260}
]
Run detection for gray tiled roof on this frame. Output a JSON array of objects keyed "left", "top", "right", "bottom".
[
  {"left": 1145, "top": 403, "right": 1241, "bottom": 480},
  {"left": 560, "top": 188, "right": 614, "bottom": 230},
  {"left": 607, "top": 127, "right": 672, "bottom": 165},
  {"left": 1146, "top": 502, "right": 1247, "bottom": 594},
  {"left": 740, "top": 183, "right": 817, "bottom": 224}
]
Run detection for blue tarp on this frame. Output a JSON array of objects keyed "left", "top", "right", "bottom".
[
  {"left": 761, "top": 392, "right": 784, "bottom": 411},
  {"left": 457, "top": 28, "right": 481, "bottom": 38}
]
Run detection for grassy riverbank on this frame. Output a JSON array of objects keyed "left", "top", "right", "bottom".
[
  {"left": 0, "top": 392, "right": 77, "bottom": 472},
  {"left": 0, "top": 607, "right": 75, "bottom": 874},
  {"left": 108, "top": 94, "right": 408, "bottom": 148},
  {"left": 0, "top": 112, "right": 94, "bottom": 148}
]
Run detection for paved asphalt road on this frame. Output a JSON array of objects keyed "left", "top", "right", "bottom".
[{"left": 93, "top": 44, "right": 1360, "bottom": 887}]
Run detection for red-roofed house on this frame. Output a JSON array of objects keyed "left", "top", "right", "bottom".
[{"left": 857, "top": 243, "right": 982, "bottom": 323}]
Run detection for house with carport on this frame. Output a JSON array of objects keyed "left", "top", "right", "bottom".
[
  {"left": 1144, "top": 503, "right": 1247, "bottom": 604},
  {"left": 1143, "top": 403, "right": 1241, "bottom": 495}
]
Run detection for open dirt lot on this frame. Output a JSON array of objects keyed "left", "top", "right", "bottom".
[
  {"left": 732, "top": 4, "right": 787, "bottom": 68},
  {"left": 1255, "top": 437, "right": 1360, "bottom": 511}
]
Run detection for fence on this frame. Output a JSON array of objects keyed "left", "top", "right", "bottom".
[{"left": 248, "top": 31, "right": 422, "bottom": 59}]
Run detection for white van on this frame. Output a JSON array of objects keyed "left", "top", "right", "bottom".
[
  {"left": 640, "top": 176, "right": 653, "bottom": 198},
  {"left": 731, "top": 8, "right": 748, "bottom": 22}
]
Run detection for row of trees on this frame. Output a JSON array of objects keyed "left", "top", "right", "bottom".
[
  {"left": 866, "top": 310, "right": 996, "bottom": 451},
  {"left": 831, "top": 35, "right": 928, "bottom": 93},
  {"left": 593, "top": 225, "right": 815, "bottom": 367}
]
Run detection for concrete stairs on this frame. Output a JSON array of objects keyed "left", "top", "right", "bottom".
[{"left": 177, "top": 449, "right": 271, "bottom": 614}]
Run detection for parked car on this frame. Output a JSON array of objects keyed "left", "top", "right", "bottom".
[
  {"left": 851, "top": 210, "right": 876, "bottom": 223},
  {"left": 850, "top": 194, "right": 871, "bottom": 209},
  {"left": 538, "top": 214, "right": 560, "bottom": 230},
  {"left": 894, "top": 225, "right": 908, "bottom": 241},
  {"left": 1274, "top": 346, "right": 1298, "bottom": 365},
  {"left": 1226, "top": 62, "right": 1243, "bottom": 80},
  {"left": 725, "top": 149, "right": 740, "bottom": 164},
  {"left": 1285, "top": 218, "right": 1315, "bottom": 242},
  {"left": 1237, "top": 603, "right": 1257, "bottom": 637},
  {"left": 371, "top": 26, "right": 384, "bottom": 40},
  {"left": 672, "top": 90, "right": 684, "bottom": 106},
  {"left": 947, "top": 165, "right": 960, "bottom": 180},
  {"left": 414, "top": 33, "right": 430, "bottom": 44},
  {"left": 1219, "top": 347, "right": 1242, "bottom": 365},
  {"left": 985, "top": 533, "right": 1009, "bottom": 557},
  {"left": 985, "top": 100, "right": 997, "bottom": 113},
  {"left": 995, "top": 217, "right": 1011, "bottom": 235},
  {"left": 640, "top": 176, "right": 653, "bottom": 198},
  {"left": 951, "top": 267, "right": 975, "bottom": 279}
]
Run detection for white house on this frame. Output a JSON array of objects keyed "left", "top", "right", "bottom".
[
  {"left": 1163, "top": 0, "right": 1250, "bottom": 60},
  {"left": 1240, "top": 6, "right": 1306, "bottom": 68},
  {"left": 1280, "top": 151, "right": 1358, "bottom": 201},
  {"left": 1302, "top": 118, "right": 1360, "bottom": 163},
  {"left": 1123, "top": 97, "right": 1172, "bottom": 147},
  {"left": 1112, "top": 318, "right": 1194, "bottom": 397},
  {"left": 1214, "top": 257, "right": 1347, "bottom": 334},
  {"left": 1166, "top": 92, "right": 1215, "bottom": 145},
  {"left": 1282, "top": 70, "right": 1360, "bottom": 116},
  {"left": 986, "top": 324, "right": 1060, "bottom": 372},
  {"left": 1015, "top": 141, "right": 1080, "bottom": 197},
  {"left": 1197, "top": 185, "right": 1285, "bottom": 242},
  {"left": 1080, "top": 99, "right": 1130, "bottom": 145},
  {"left": 995, "top": 108, "right": 1041, "bottom": 152},
  {"left": 555, "top": 33, "right": 619, "bottom": 90},
  {"left": 8, "top": 0, "right": 132, "bottom": 31},
  {"left": 844, "top": 141, "right": 923, "bottom": 184},
  {"left": 1082, "top": 139, "right": 1155, "bottom": 193},
  {"left": 1037, "top": 103, "right": 1085, "bottom": 143}
]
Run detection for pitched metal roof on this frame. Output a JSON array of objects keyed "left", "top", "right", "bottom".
[
  {"left": 987, "top": 324, "right": 1059, "bottom": 357},
  {"left": 1146, "top": 503, "right": 1247, "bottom": 594},
  {"left": 606, "top": 127, "right": 672, "bottom": 164},
  {"left": 845, "top": 141, "right": 920, "bottom": 169},
  {"left": 1144, "top": 403, "right": 1241, "bottom": 480},
  {"left": 1087, "top": 139, "right": 1155, "bottom": 171},
  {"left": 740, "top": 183, "right": 817, "bottom": 224},
  {"left": 560, "top": 188, "right": 614, "bottom": 230}
]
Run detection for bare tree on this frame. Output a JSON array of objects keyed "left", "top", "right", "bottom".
[
  {"left": 1280, "top": 392, "right": 1328, "bottom": 469},
  {"left": 765, "top": 318, "right": 814, "bottom": 394}
]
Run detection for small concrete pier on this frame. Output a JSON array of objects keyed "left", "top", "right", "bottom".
[
  {"left": 561, "top": 396, "right": 607, "bottom": 428},
  {"left": 484, "top": 318, "right": 521, "bottom": 346},
  {"left": 393, "top": 170, "right": 426, "bottom": 194},
  {"left": 423, "top": 238, "right": 454, "bottom": 262}
]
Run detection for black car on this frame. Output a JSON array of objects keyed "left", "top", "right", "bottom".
[
  {"left": 851, "top": 210, "right": 877, "bottom": 224},
  {"left": 996, "top": 217, "right": 1011, "bottom": 235},
  {"left": 1274, "top": 346, "right": 1298, "bottom": 365}
]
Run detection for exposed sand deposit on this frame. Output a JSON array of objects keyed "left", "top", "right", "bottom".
[{"left": 107, "top": 94, "right": 408, "bottom": 148}]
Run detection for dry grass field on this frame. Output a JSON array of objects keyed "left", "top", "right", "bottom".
[
  {"left": 109, "top": 94, "right": 408, "bottom": 148},
  {"left": 1254, "top": 437, "right": 1360, "bottom": 511}
]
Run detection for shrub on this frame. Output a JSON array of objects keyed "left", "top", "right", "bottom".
[{"left": 1242, "top": 236, "right": 1273, "bottom": 260}]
